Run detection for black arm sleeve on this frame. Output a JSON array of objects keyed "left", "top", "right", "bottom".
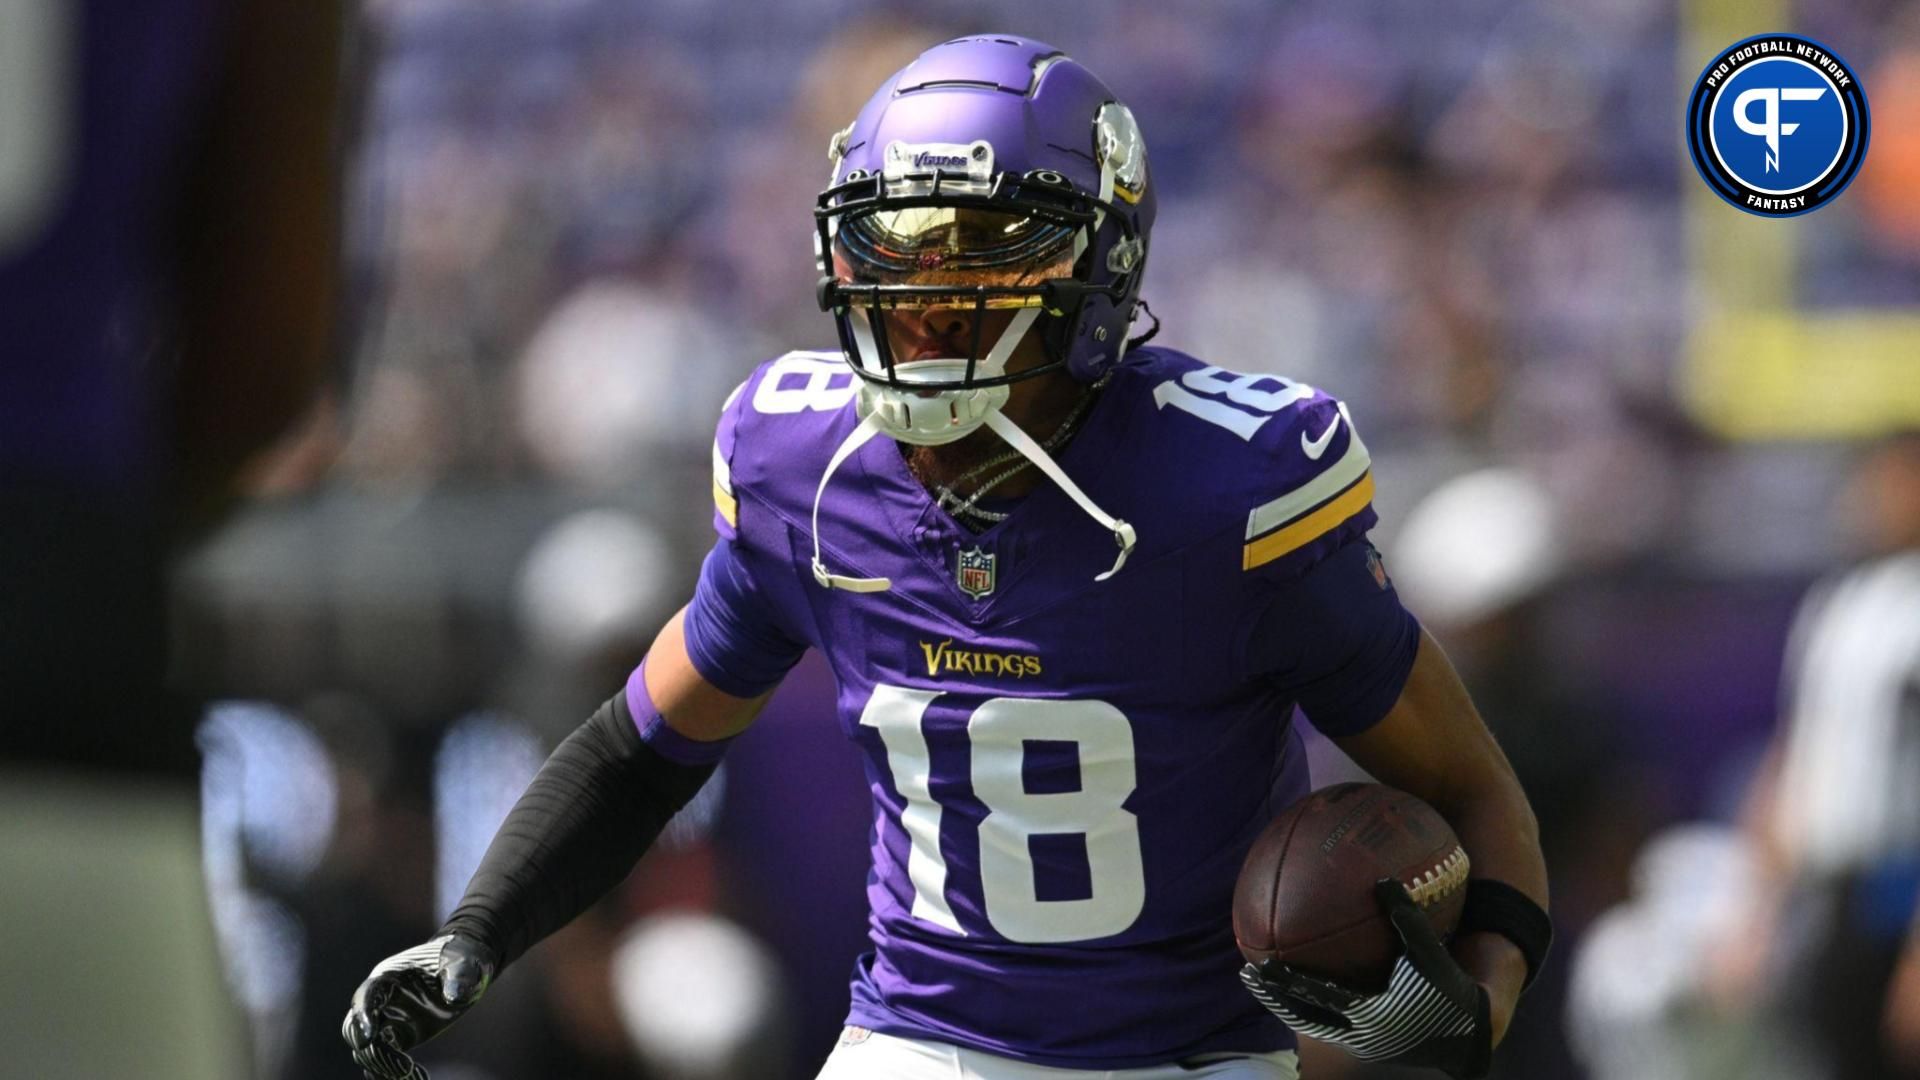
[{"left": 439, "top": 691, "right": 717, "bottom": 968}]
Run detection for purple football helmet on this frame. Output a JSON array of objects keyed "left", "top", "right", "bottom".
[
  {"left": 803, "top": 36, "right": 1150, "bottom": 593},
  {"left": 814, "top": 36, "right": 1156, "bottom": 405}
]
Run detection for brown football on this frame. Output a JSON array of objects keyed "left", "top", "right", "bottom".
[{"left": 1232, "top": 782, "right": 1470, "bottom": 994}]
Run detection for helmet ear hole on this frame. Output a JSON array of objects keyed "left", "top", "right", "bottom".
[{"left": 1067, "top": 293, "right": 1121, "bottom": 381}]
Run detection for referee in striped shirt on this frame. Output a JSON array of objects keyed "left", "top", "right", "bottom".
[{"left": 1717, "top": 432, "right": 1920, "bottom": 1080}]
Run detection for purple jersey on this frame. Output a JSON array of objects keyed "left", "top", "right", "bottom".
[{"left": 686, "top": 345, "right": 1407, "bottom": 1068}]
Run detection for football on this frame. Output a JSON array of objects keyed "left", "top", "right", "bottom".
[{"left": 1232, "top": 782, "right": 1470, "bottom": 993}]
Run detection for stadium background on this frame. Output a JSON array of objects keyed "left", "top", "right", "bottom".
[{"left": 54, "top": 0, "right": 1920, "bottom": 1076}]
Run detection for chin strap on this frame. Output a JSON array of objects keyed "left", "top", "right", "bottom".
[
  {"left": 808, "top": 376, "right": 1139, "bottom": 593},
  {"left": 847, "top": 307, "right": 1037, "bottom": 444},
  {"left": 810, "top": 414, "right": 892, "bottom": 592},
  {"left": 983, "top": 410, "right": 1136, "bottom": 581}
]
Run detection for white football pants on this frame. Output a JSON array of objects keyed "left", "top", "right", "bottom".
[{"left": 816, "top": 1028, "right": 1301, "bottom": 1080}]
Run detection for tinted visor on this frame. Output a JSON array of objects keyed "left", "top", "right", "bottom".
[{"left": 833, "top": 206, "right": 1077, "bottom": 304}]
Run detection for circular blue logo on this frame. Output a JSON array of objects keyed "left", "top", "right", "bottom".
[{"left": 1687, "top": 34, "right": 1869, "bottom": 217}]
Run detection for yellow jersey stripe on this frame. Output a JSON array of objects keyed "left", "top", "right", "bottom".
[
  {"left": 1244, "top": 404, "right": 1367, "bottom": 539},
  {"left": 1242, "top": 471, "right": 1374, "bottom": 570},
  {"left": 713, "top": 476, "right": 738, "bottom": 528}
]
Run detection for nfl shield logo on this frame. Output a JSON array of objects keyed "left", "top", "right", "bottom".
[
  {"left": 1366, "top": 546, "right": 1389, "bottom": 590},
  {"left": 956, "top": 546, "right": 996, "bottom": 599}
]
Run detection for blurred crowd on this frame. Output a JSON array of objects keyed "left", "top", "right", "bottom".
[{"left": 125, "top": 0, "right": 1920, "bottom": 1077}]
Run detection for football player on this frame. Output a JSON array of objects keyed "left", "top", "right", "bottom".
[{"left": 345, "top": 36, "right": 1550, "bottom": 1080}]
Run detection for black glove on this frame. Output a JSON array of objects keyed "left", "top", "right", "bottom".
[
  {"left": 1240, "top": 879, "right": 1492, "bottom": 1079},
  {"left": 341, "top": 934, "right": 497, "bottom": 1080}
]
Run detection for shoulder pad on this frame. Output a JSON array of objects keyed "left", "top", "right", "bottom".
[
  {"left": 1235, "top": 391, "right": 1373, "bottom": 572},
  {"left": 711, "top": 351, "right": 861, "bottom": 536},
  {"left": 1117, "top": 347, "right": 1376, "bottom": 574}
]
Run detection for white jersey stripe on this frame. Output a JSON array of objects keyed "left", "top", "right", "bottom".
[
  {"left": 1244, "top": 404, "right": 1369, "bottom": 541},
  {"left": 712, "top": 440, "right": 733, "bottom": 497}
]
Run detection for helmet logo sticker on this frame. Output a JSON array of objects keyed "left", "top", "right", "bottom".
[
  {"left": 1094, "top": 103, "right": 1148, "bottom": 204},
  {"left": 883, "top": 140, "right": 995, "bottom": 183},
  {"left": 827, "top": 123, "right": 854, "bottom": 168}
]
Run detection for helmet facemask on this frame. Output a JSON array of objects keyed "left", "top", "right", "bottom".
[
  {"left": 829, "top": 204, "right": 1070, "bottom": 445},
  {"left": 816, "top": 153, "right": 1141, "bottom": 447}
]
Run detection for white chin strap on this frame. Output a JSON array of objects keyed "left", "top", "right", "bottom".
[
  {"left": 809, "top": 413, "right": 892, "bottom": 592},
  {"left": 981, "top": 409, "right": 1136, "bottom": 582},
  {"left": 808, "top": 361, "right": 1138, "bottom": 590},
  {"left": 848, "top": 307, "right": 1036, "bottom": 445}
]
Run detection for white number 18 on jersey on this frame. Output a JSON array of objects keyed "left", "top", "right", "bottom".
[{"left": 859, "top": 685, "right": 1145, "bottom": 945}]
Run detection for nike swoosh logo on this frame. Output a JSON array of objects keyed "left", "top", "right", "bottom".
[{"left": 1301, "top": 412, "right": 1342, "bottom": 460}]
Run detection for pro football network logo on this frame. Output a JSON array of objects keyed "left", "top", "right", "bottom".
[{"left": 1686, "top": 34, "right": 1869, "bottom": 218}]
